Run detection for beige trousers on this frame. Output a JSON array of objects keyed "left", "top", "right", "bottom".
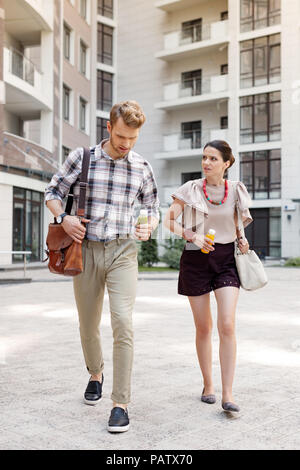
[{"left": 73, "top": 237, "right": 138, "bottom": 404}]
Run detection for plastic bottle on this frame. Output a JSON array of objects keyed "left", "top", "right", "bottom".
[
  {"left": 201, "top": 229, "right": 216, "bottom": 254},
  {"left": 137, "top": 209, "right": 148, "bottom": 226}
]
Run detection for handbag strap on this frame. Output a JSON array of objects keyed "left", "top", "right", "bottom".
[
  {"left": 234, "top": 183, "right": 246, "bottom": 255},
  {"left": 234, "top": 183, "right": 245, "bottom": 237},
  {"left": 65, "top": 147, "right": 91, "bottom": 217}
]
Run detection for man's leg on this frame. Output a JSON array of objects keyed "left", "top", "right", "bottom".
[
  {"left": 105, "top": 238, "right": 138, "bottom": 431},
  {"left": 73, "top": 240, "right": 106, "bottom": 380}
]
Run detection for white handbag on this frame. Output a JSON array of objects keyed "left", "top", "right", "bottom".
[{"left": 234, "top": 198, "right": 268, "bottom": 291}]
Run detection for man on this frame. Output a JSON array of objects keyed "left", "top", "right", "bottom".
[{"left": 45, "top": 101, "right": 159, "bottom": 432}]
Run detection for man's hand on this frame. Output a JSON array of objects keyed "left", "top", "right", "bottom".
[
  {"left": 62, "top": 215, "right": 90, "bottom": 243},
  {"left": 134, "top": 224, "right": 152, "bottom": 242}
]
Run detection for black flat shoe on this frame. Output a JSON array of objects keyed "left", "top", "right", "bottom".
[
  {"left": 107, "top": 407, "right": 130, "bottom": 433},
  {"left": 222, "top": 401, "right": 240, "bottom": 413},
  {"left": 84, "top": 375, "right": 104, "bottom": 405},
  {"left": 201, "top": 387, "right": 216, "bottom": 404}
]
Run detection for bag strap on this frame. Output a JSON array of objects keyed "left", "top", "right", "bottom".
[
  {"left": 233, "top": 182, "right": 244, "bottom": 235},
  {"left": 65, "top": 147, "right": 90, "bottom": 217}
]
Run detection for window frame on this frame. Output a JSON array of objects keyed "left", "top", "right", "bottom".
[
  {"left": 97, "top": 0, "right": 114, "bottom": 19},
  {"left": 63, "top": 23, "right": 71, "bottom": 61},
  {"left": 97, "top": 22, "right": 113, "bottom": 66},
  {"left": 240, "top": 0, "right": 281, "bottom": 33},
  {"left": 240, "top": 92, "right": 281, "bottom": 144},
  {"left": 97, "top": 117, "right": 109, "bottom": 143},
  {"left": 240, "top": 34, "right": 281, "bottom": 88},
  {"left": 63, "top": 84, "right": 71, "bottom": 122},
  {"left": 97, "top": 70, "right": 113, "bottom": 111},
  {"left": 181, "top": 120, "right": 202, "bottom": 149},
  {"left": 239, "top": 149, "right": 281, "bottom": 199},
  {"left": 79, "top": 97, "right": 88, "bottom": 132}
]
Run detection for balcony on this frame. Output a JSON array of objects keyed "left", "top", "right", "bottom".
[
  {"left": 156, "top": 20, "right": 229, "bottom": 61},
  {"left": 155, "top": 74, "right": 229, "bottom": 110},
  {"left": 155, "top": 129, "right": 229, "bottom": 160},
  {"left": 4, "top": 0, "right": 53, "bottom": 44},
  {"left": 4, "top": 46, "right": 52, "bottom": 119},
  {"left": 155, "top": 0, "right": 206, "bottom": 12},
  {"left": 1, "top": 132, "right": 58, "bottom": 175}
]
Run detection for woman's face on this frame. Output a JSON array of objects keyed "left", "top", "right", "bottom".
[{"left": 201, "top": 146, "right": 229, "bottom": 177}]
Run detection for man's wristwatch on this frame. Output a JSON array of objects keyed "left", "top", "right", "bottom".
[{"left": 56, "top": 212, "right": 68, "bottom": 224}]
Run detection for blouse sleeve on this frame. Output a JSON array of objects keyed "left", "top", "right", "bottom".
[
  {"left": 236, "top": 181, "right": 253, "bottom": 228},
  {"left": 171, "top": 180, "right": 208, "bottom": 215}
]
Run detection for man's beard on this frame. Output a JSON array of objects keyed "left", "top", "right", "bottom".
[{"left": 110, "top": 136, "right": 129, "bottom": 157}]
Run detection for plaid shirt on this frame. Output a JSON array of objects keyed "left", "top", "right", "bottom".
[{"left": 45, "top": 140, "right": 160, "bottom": 242}]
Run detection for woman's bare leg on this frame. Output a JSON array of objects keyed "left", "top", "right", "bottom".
[
  {"left": 214, "top": 286, "right": 239, "bottom": 403},
  {"left": 188, "top": 293, "right": 214, "bottom": 394}
]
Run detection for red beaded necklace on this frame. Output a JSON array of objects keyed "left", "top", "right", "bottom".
[{"left": 203, "top": 178, "right": 229, "bottom": 205}]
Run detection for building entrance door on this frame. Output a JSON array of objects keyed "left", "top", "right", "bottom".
[{"left": 12, "top": 187, "right": 43, "bottom": 262}]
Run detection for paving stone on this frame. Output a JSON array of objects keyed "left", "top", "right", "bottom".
[{"left": 0, "top": 267, "right": 299, "bottom": 449}]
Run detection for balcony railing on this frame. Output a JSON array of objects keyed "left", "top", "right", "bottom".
[
  {"left": 163, "top": 20, "right": 228, "bottom": 50},
  {"left": 5, "top": 46, "right": 42, "bottom": 87},
  {"left": 163, "top": 74, "right": 228, "bottom": 101},
  {"left": 163, "top": 129, "right": 229, "bottom": 153}
]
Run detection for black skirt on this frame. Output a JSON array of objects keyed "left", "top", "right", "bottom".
[{"left": 178, "top": 241, "right": 241, "bottom": 296}]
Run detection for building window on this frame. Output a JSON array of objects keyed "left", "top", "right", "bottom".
[
  {"left": 240, "top": 149, "right": 281, "bottom": 199},
  {"left": 220, "top": 116, "right": 228, "bottom": 129},
  {"left": 62, "top": 146, "right": 71, "bottom": 161},
  {"left": 12, "top": 187, "right": 43, "bottom": 262},
  {"left": 63, "top": 84, "right": 71, "bottom": 122},
  {"left": 97, "top": 70, "right": 113, "bottom": 111},
  {"left": 181, "top": 172, "right": 202, "bottom": 184},
  {"left": 97, "top": 117, "right": 109, "bottom": 143},
  {"left": 181, "top": 18, "right": 202, "bottom": 44},
  {"left": 97, "top": 23, "right": 113, "bottom": 65},
  {"left": 240, "top": 0, "right": 281, "bottom": 33},
  {"left": 181, "top": 121, "right": 202, "bottom": 149},
  {"left": 63, "top": 23, "right": 71, "bottom": 61},
  {"left": 240, "top": 34, "right": 280, "bottom": 88},
  {"left": 221, "top": 11, "right": 228, "bottom": 21},
  {"left": 181, "top": 69, "right": 202, "bottom": 96},
  {"left": 98, "top": 0, "right": 113, "bottom": 18},
  {"left": 80, "top": 0, "right": 87, "bottom": 19},
  {"left": 245, "top": 207, "right": 281, "bottom": 258},
  {"left": 79, "top": 97, "right": 87, "bottom": 132},
  {"left": 221, "top": 64, "right": 228, "bottom": 75},
  {"left": 240, "top": 91, "right": 281, "bottom": 144},
  {"left": 80, "top": 40, "right": 87, "bottom": 75}
]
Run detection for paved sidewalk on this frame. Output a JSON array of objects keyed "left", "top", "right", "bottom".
[{"left": 0, "top": 267, "right": 300, "bottom": 450}]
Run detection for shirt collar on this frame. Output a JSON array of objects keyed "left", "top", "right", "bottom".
[{"left": 95, "top": 139, "right": 134, "bottom": 163}]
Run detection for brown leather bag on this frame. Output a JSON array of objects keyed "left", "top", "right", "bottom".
[{"left": 44, "top": 147, "right": 90, "bottom": 276}]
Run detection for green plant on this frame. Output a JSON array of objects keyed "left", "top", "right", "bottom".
[
  {"left": 138, "top": 237, "right": 159, "bottom": 267},
  {"left": 285, "top": 257, "right": 300, "bottom": 267},
  {"left": 161, "top": 237, "right": 185, "bottom": 270}
]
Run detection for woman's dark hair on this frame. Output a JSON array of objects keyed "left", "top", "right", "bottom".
[{"left": 203, "top": 140, "right": 235, "bottom": 168}]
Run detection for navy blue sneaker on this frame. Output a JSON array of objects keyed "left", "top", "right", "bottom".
[
  {"left": 84, "top": 375, "right": 104, "bottom": 405},
  {"left": 107, "top": 407, "right": 130, "bottom": 433}
]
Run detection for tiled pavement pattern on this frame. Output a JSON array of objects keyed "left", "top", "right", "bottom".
[{"left": 0, "top": 266, "right": 300, "bottom": 450}]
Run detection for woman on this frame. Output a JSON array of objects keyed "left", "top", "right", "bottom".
[{"left": 164, "top": 140, "right": 253, "bottom": 413}]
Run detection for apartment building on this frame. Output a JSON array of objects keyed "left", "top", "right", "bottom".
[
  {"left": 117, "top": 0, "right": 300, "bottom": 259},
  {"left": 1, "top": 0, "right": 299, "bottom": 265},
  {"left": 0, "top": 0, "right": 98, "bottom": 265}
]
